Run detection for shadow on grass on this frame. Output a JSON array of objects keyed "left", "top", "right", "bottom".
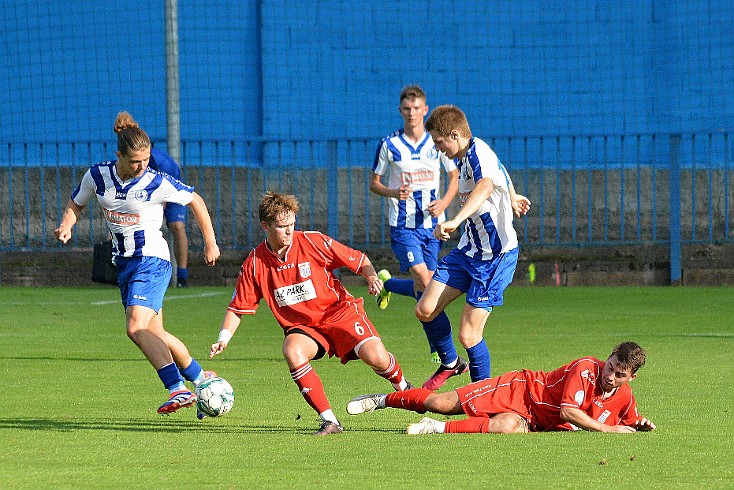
[
  {"left": 0, "top": 417, "right": 403, "bottom": 434},
  {"left": 0, "top": 356, "right": 284, "bottom": 362}
]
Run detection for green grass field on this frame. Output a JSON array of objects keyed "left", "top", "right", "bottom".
[{"left": 1, "top": 285, "right": 732, "bottom": 488}]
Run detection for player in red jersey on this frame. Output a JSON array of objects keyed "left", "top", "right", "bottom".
[
  {"left": 210, "top": 191, "right": 412, "bottom": 435},
  {"left": 347, "top": 341, "right": 656, "bottom": 434}
]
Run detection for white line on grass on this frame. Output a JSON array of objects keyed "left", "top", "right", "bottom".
[{"left": 90, "top": 291, "right": 223, "bottom": 305}]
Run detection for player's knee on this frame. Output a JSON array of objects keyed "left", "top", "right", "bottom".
[
  {"left": 458, "top": 331, "right": 482, "bottom": 348},
  {"left": 281, "top": 342, "right": 311, "bottom": 366},
  {"left": 415, "top": 303, "right": 435, "bottom": 322},
  {"left": 489, "top": 414, "right": 528, "bottom": 434}
]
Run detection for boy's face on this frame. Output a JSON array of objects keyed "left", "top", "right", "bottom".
[
  {"left": 262, "top": 211, "right": 295, "bottom": 251},
  {"left": 399, "top": 97, "right": 428, "bottom": 129},
  {"left": 600, "top": 355, "right": 637, "bottom": 392},
  {"left": 430, "top": 130, "right": 463, "bottom": 159}
]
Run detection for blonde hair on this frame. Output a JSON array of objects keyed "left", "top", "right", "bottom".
[
  {"left": 425, "top": 105, "right": 472, "bottom": 139},
  {"left": 259, "top": 191, "right": 300, "bottom": 223},
  {"left": 113, "top": 111, "right": 151, "bottom": 155}
]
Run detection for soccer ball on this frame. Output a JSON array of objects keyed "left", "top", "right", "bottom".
[{"left": 195, "top": 376, "right": 235, "bottom": 417}]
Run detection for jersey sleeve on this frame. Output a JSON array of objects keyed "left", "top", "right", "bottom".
[
  {"left": 154, "top": 172, "right": 195, "bottom": 206},
  {"left": 440, "top": 152, "right": 457, "bottom": 172},
  {"left": 559, "top": 359, "right": 599, "bottom": 409},
  {"left": 70, "top": 169, "right": 96, "bottom": 207},
  {"left": 227, "top": 250, "right": 263, "bottom": 315},
  {"left": 303, "top": 231, "right": 366, "bottom": 274},
  {"left": 372, "top": 139, "right": 389, "bottom": 175}
]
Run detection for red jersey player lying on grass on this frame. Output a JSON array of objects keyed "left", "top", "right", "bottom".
[
  {"left": 347, "top": 341, "right": 656, "bottom": 434},
  {"left": 210, "top": 191, "right": 412, "bottom": 436}
]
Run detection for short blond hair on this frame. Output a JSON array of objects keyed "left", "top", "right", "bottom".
[{"left": 425, "top": 105, "right": 472, "bottom": 139}]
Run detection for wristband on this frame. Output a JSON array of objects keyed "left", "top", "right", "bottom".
[{"left": 217, "top": 329, "right": 233, "bottom": 344}]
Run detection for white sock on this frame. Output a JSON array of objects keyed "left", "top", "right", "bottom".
[
  {"left": 433, "top": 420, "right": 447, "bottom": 433},
  {"left": 319, "top": 409, "right": 340, "bottom": 425},
  {"left": 444, "top": 358, "right": 459, "bottom": 369},
  {"left": 394, "top": 378, "right": 410, "bottom": 391}
]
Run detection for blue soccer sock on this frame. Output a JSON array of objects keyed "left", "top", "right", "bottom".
[
  {"left": 421, "top": 311, "right": 458, "bottom": 366},
  {"left": 177, "top": 268, "right": 188, "bottom": 280},
  {"left": 466, "top": 339, "right": 491, "bottom": 381},
  {"left": 157, "top": 362, "right": 186, "bottom": 393},
  {"left": 179, "top": 358, "right": 204, "bottom": 385},
  {"left": 384, "top": 277, "right": 415, "bottom": 297},
  {"left": 415, "top": 290, "right": 438, "bottom": 354}
]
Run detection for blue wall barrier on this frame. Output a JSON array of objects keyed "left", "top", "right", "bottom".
[{"left": 2, "top": 131, "right": 732, "bottom": 284}]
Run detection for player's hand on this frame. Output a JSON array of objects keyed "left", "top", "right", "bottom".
[
  {"left": 512, "top": 194, "right": 532, "bottom": 217},
  {"left": 434, "top": 220, "right": 457, "bottom": 241},
  {"left": 396, "top": 184, "right": 413, "bottom": 200},
  {"left": 427, "top": 199, "right": 448, "bottom": 217},
  {"left": 634, "top": 417, "right": 656, "bottom": 431},
  {"left": 366, "top": 275, "right": 383, "bottom": 296},
  {"left": 605, "top": 424, "right": 637, "bottom": 433},
  {"left": 210, "top": 341, "right": 227, "bottom": 359},
  {"left": 204, "top": 242, "right": 220, "bottom": 266},
  {"left": 54, "top": 226, "right": 72, "bottom": 244}
]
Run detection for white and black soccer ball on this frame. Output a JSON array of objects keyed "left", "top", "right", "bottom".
[{"left": 195, "top": 376, "right": 235, "bottom": 417}]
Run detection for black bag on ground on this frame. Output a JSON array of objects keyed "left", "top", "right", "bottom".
[{"left": 92, "top": 240, "right": 118, "bottom": 285}]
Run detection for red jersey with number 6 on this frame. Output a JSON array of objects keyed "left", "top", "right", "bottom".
[{"left": 228, "top": 231, "right": 368, "bottom": 328}]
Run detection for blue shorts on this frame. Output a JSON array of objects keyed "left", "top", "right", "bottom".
[
  {"left": 164, "top": 202, "right": 187, "bottom": 223},
  {"left": 115, "top": 256, "right": 172, "bottom": 313},
  {"left": 432, "top": 247, "right": 518, "bottom": 310},
  {"left": 390, "top": 226, "right": 442, "bottom": 273}
]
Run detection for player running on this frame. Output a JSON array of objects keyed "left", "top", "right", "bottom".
[
  {"left": 416, "top": 104, "right": 531, "bottom": 390},
  {"left": 347, "top": 341, "right": 656, "bottom": 435},
  {"left": 210, "top": 191, "right": 413, "bottom": 436},
  {"left": 55, "top": 112, "right": 220, "bottom": 415}
]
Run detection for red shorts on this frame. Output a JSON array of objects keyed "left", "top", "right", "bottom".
[
  {"left": 284, "top": 299, "right": 380, "bottom": 364},
  {"left": 456, "top": 371, "right": 533, "bottom": 422}
]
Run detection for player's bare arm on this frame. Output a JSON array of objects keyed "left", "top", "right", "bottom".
[
  {"left": 434, "top": 177, "right": 494, "bottom": 241},
  {"left": 359, "top": 256, "right": 383, "bottom": 296},
  {"left": 507, "top": 179, "right": 531, "bottom": 217},
  {"left": 188, "top": 192, "right": 220, "bottom": 266},
  {"left": 369, "top": 173, "right": 412, "bottom": 200},
  {"left": 427, "top": 168, "right": 459, "bottom": 217},
  {"left": 54, "top": 199, "right": 85, "bottom": 243},
  {"left": 559, "top": 406, "right": 637, "bottom": 433},
  {"left": 211, "top": 310, "right": 242, "bottom": 358}
]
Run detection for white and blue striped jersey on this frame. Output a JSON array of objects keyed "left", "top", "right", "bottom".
[
  {"left": 456, "top": 138, "right": 518, "bottom": 260},
  {"left": 373, "top": 129, "right": 457, "bottom": 229},
  {"left": 71, "top": 161, "right": 194, "bottom": 260}
]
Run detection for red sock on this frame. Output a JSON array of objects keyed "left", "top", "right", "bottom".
[
  {"left": 445, "top": 417, "right": 491, "bottom": 433},
  {"left": 373, "top": 352, "right": 405, "bottom": 389},
  {"left": 290, "top": 362, "right": 331, "bottom": 414},
  {"left": 384, "top": 387, "right": 432, "bottom": 414}
]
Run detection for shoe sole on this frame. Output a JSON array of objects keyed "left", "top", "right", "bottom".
[{"left": 157, "top": 397, "right": 197, "bottom": 414}]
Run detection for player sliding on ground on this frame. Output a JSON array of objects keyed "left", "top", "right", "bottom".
[
  {"left": 347, "top": 341, "right": 656, "bottom": 434},
  {"left": 210, "top": 191, "right": 413, "bottom": 436}
]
